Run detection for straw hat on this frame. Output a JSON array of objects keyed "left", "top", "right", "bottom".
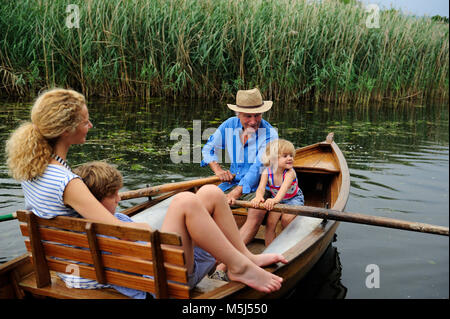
[{"left": 227, "top": 88, "right": 273, "bottom": 113}]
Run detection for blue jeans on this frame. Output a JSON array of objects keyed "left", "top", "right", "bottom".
[{"left": 279, "top": 190, "right": 304, "bottom": 206}]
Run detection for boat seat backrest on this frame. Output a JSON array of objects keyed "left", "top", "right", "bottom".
[{"left": 16, "top": 210, "right": 189, "bottom": 299}]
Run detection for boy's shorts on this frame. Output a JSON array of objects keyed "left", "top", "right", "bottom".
[{"left": 188, "top": 247, "right": 217, "bottom": 288}]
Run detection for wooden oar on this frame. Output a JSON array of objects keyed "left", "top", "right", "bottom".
[
  {"left": 0, "top": 212, "right": 17, "bottom": 222},
  {"left": 119, "top": 175, "right": 222, "bottom": 200},
  {"left": 234, "top": 200, "right": 449, "bottom": 236}
]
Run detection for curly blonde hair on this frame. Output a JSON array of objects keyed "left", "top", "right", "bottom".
[
  {"left": 73, "top": 161, "right": 123, "bottom": 202},
  {"left": 6, "top": 88, "right": 86, "bottom": 181},
  {"left": 261, "top": 139, "right": 296, "bottom": 167}
]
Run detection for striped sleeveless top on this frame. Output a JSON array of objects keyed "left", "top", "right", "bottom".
[
  {"left": 21, "top": 164, "right": 81, "bottom": 219},
  {"left": 267, "top": 168, "right": 299, "bottom": 200},
  {"left": 21, "top": 164, "right": 109, "bottom": 289}
]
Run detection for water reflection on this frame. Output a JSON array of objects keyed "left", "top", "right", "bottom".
[{"left": 286, "top": 241, "right": 347, "bottom": 299}]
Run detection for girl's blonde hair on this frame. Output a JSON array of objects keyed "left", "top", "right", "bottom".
[
  {"left": 73, "top": 161, "right": 123, "bottom": 202},
  {"left": 261, "top": 139, "right": 296, "bottom": 167},
  {"left": 6, "top": 88, "right": 86, "bottom": 181}
]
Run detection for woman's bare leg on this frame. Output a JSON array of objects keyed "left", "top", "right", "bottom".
[
  {"left": 160, "top": 190, "right": 283, "bottom": 293},
  {"left": 195, "top": 185, "right": 288, "bottom": 267}
]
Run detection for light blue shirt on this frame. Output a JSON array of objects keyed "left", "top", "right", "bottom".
[{"left": 201, "top": 116, "right": 278, "bottom": 193}]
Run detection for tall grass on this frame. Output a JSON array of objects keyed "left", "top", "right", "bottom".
[{"left": 0, "top": 0, "right": 448, "bottom": 103}]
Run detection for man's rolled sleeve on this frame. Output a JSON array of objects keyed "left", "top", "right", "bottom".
[{"left": 201, "top": 125, "right": 224, "bottom": 167}]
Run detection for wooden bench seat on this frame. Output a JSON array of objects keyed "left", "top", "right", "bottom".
[
  {"left": 16, "top": 210, "right": 190, "bottom": 299},
  {"left": 19, "top": 268, "right": 229, "bottom": 299},
  {"left": 19, "top": 271, "right": 129, "bottom": 299}
]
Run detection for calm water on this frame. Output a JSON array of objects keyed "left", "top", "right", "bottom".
[{"left": 0, "top": 98, "right": 448, "bottom": 299}]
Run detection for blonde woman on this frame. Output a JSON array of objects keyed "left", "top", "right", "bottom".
[
  {"left": 251, "top": 139, "right": 305, "bottom": 246},
  {"left": 6, "top": 88, "right": 286, "bottom": 294}
]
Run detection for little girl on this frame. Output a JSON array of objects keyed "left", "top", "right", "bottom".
[{"left": 251, "top": 139, "right": 304, "bottom": 246}]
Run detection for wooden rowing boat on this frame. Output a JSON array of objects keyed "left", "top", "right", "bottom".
[
  {"left": 194, "top": 132, "right": 350, "bottom": 298},
  {"left": 0, "top": 133, "right": 349, "bottom": 299}
]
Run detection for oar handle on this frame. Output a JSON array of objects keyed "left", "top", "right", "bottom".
[
  {"left": 234, "top": 200, "right": 449, "bottom": 236},
  {"left": 119, "top": 175, "right": 224, "bottom": 200},
  {"left": 0, "top": 212, "right": 17, "bottom": 222}
]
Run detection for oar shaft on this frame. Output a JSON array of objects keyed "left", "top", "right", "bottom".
[
  {"left": 0, "top": 212, "right": 17, "bottom": 222},
  {"left": 234, "top": 200, "right": 449, "bottom": 236},
  {"left": 119, "top": 176, "right": 221, "bottom": 200}
]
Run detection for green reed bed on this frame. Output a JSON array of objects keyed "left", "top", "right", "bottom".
[{"left": 0, "top": 0, "right": 448, "bottom": 103}]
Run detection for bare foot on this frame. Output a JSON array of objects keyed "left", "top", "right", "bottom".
[
  {"left": 227, "top": 261, "right": 283, "bottom": 293},
  {"left": 216, "top": 253, "right": 287, "bottom": 274},
  {"left": 250, "top": 253, "right": 288, "bottom": 268},
  {"left": 215, "top": 262, "right": 226, "bottom": 272}
]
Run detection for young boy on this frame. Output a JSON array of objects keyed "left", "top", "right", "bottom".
[
  {"left": 73, "top": 161, "right": 217, "bottom": 298},
  {"left": 73, "top": 161, "right": 150, "bottom": 298},
  {"left": 74, "top": 161, "right": 126, "bottom": 218}
]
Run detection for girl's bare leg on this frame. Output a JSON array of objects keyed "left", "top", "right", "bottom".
[
  {"left": 281, "top": 214, "right": 296, "bottom": 229},
  {"left": 161, "top": 190, "right": 283, "bottom": 293},
  {"left": 265, "top": 211, "right": 282, "bottom": 246}
]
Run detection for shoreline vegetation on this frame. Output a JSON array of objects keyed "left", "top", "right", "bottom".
[{"left": 0, "top": 0, "right": 448, "bottom": 103}]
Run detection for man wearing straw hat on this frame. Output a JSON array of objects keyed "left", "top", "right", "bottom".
[{"left": 201, "top": 88, "right": 278, "bottom": 245}]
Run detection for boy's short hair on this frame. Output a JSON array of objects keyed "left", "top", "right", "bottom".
[
  {"left": 261, "top": 139, "right": 296, "bottom": 167},
  {"left": 73, "top": 161, "right": 123, "bottom": 201}
]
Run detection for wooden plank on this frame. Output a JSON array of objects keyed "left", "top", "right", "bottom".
[
  {"left": 0, "top": 254, "right": 32, "bottom": 299},
  {"left": 0, "top": 254, "right": 30, "bottom": 275},
  {"left": 294, "top": 142, "right": 340, "bottom": 174},
  {"left": 23, "top": 241, "right": 188, "bottom": 282},
  {"left": 17, "top": 211, "right": 182, "bottom": 246},
  {"left": 25, "top": 212, "right": 51, "bottom": 288},
  {"left": 85, "top": 222, "right": 107, "bottom": 284},
  {"left": 19, "top": 271, "right": 129, "bottom": 299},
  {"left": 295, "top": 166, "right": 339, "bottom": 175},
  {"left": 46, "top": 259, "right": 189, "bottom": 299},
  {"left": 20, "top": 224, "right": 185, "bottom": 266},
  {"left": 151, "top": 230, "right": 169, "bottom": 298}
]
